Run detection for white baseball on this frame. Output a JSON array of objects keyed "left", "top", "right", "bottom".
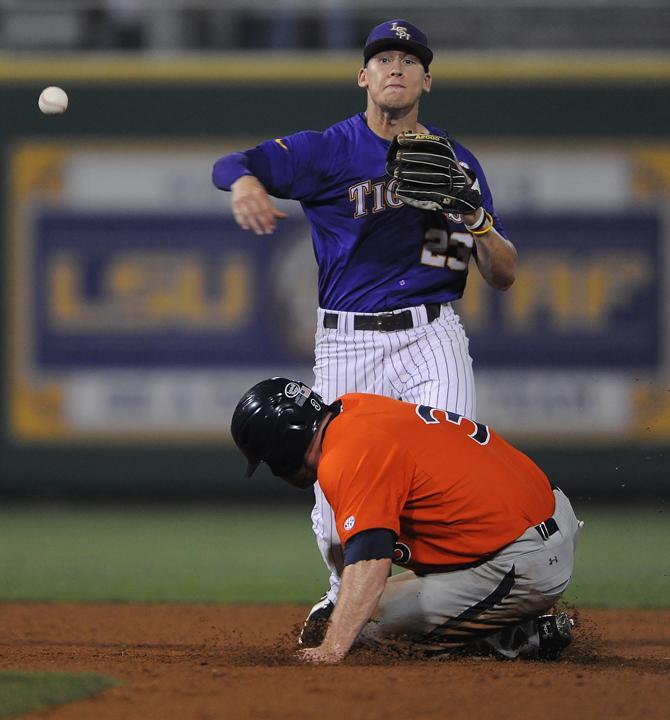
[{"left": 38, "top": 86, "right": 69, "bottom": 115}]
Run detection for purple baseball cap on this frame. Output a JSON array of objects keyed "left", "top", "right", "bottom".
[{"left": 363, "top": 19, "right": 433, "bottom": 70}]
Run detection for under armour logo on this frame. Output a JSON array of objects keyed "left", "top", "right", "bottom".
[
  {"left": 549, "top": 555, "right": 559, "bottom": 565},
  {"left": 390, "top": 22, "right": 411, "bottom": 40}
]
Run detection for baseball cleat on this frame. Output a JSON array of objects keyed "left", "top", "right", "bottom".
[
  {"left": 298, "top": 594, "right": 335, "bottom": 647},
  {"left": 537, "top": 612, "right": 574, "bottom": 660}
]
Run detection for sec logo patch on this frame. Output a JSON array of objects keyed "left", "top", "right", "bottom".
[{"left": 344, "top": 516, "right": 355, "bottom": 531}]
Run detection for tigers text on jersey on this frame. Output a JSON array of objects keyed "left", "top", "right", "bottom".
[
  {"left": 212, "top": 112, "right": 506, "bottom": 313},
  {"left": 317, "top": 393, "right": 555, "bottom": 573}
]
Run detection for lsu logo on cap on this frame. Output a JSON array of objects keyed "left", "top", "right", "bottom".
[{"left": 390, "top": 22, "right": 411, "bottom": 40}]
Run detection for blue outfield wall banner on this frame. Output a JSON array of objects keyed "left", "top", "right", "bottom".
[
  {"left": 9, "top": 205, "right": 664, "bottom": 442},
  {"left": 456, "top": 212, "right": 661, "bottom": 369},
  {"left": 33, "top": 212, "right": 316, "bottom": 367},
  {"left": 32, "top": 210, "right": 661, "bottom": 369}
]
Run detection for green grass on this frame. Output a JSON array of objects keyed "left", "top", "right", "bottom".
[
  {"left": 0, "top": 504, "right": 667, "bottom": 607},
  {"left": 0, "top": 671, "right": 118, "bottom": 719},
  {"left": 0, "top": 505, "right": 327, "bottom": 603},
  {"left": 566, "top": 504, "right": 669, "bottom": 608}
]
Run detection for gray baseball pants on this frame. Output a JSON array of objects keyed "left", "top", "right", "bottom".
[{"left": 360, "top": 488, "right": 582, "bottom": 658}]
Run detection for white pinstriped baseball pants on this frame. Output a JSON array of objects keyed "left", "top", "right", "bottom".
[{"left": 310, "top": 302, "right": 476, "bottom": 604}]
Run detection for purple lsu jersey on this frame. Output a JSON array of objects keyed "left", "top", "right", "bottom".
[{"left": 212, "top": 112, "right": 505, "bottom": 313}]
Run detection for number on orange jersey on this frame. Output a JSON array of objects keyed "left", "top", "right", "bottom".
[{"left": 415, "top": 404, "right": 490, "bottom": 445}]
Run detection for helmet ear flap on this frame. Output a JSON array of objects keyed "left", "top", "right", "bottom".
[{"left": 264, "top": 413, "right": 307, "bottom": 477}]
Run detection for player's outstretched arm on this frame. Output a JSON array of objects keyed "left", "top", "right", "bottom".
[
  {"left": 231, "top": 175, "right": 288, "bottom": 235},
  {"left": 461, "top": 207, "right": 517, "bottom": 290},
  {"left": 298, "top": 557, "right": 391, "bottom": 664}
]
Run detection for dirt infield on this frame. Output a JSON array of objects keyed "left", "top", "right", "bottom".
[{"left": 1, "top": 604, "right": 668, "bottom": 720}]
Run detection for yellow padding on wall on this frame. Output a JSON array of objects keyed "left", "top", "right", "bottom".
[{"left": 1, "top": 53, "right": 670, "bottom": 84}]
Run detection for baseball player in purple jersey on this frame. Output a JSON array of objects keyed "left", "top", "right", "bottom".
[{"left": 212, "top": 19, "right": 517, "bottom": 639}]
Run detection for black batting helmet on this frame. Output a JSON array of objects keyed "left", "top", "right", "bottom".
[{"left": 230, "top": 378, "right": 332, "bottom": 478}]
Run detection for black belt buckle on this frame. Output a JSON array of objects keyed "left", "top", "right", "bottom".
[
  {"left": 352, "top": 310, "right": 411, "bottom": 332},
  {"left": 376, "top": 311, "right": 398, "bottom": 332}
]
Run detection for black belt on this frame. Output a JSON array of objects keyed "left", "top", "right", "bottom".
[
  {"left": 323, "top": 303, "right": 441, "bottom": 332},
  {"left": 535, "top": 517, "right": 559, "bottom": 541}
]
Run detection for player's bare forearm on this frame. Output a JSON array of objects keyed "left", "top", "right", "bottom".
[
  {"left": 298, "top": 558, "right": 391, "bottom": 664},
  {"left": 230, "top": 175, "right": 288, "bottom": 235},
  {"left": 473, "top": 229, "right": 517, "bottom": 291}
]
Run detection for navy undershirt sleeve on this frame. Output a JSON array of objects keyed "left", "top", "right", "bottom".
[
  {"left": 343, "top": 528, "right": 395, "bottom": 566},
  {"left": 212, "top": 147, "right": 273, "bottom": 191}
]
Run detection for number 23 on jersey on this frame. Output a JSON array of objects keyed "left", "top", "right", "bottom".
[{"left": 420, "top": 229, "right": 473, "bottom": 271}]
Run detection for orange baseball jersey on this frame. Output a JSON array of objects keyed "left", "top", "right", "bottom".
[{"left": 317, "top": 393, "right": 555, "bottom": 573}]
